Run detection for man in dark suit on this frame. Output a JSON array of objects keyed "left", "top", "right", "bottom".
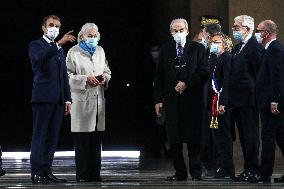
[
  {"left": 0, "top": 146, "right": 5, "bottom": 176},
  {"left": 229, "top": 15, "right": 264, "bottom": 181},
  {"left": 154, "top": 18, "right": 209, "bottom": 181},
  {"left": 28, "top": 15, "right": 75, "bottom": 184},
  {"left": 251, "top": 20, "right": 284, "bottom": 183}
]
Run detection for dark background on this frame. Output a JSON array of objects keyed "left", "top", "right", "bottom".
[{"left": 0, "top": 0, "right": 178, "bottom": 154}]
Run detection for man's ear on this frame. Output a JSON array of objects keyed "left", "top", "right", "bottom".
[
  {"left": 264, "top": 31, "right": 270, "bottom": 39},
  {"left": 42, "top": 25, "right": 46, "bottom": 33},
  {"left": 245, "top": 27, "right": 251, "bottom": 35},
  {"left": 79, "top": 34, "right": 84, "bottom": 41}
]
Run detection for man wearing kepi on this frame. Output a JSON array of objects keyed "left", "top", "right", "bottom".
[
  {"left": 251, "top": 20, "right": 284, "bottom": 183},
  {"left": 229, "top": 15, "right": 264, "bottom": 181},
  {"left": 154, "top": 18, "right": 209, "bottom": 181},
  {"left": 29, "top": 15, "right": 75, "bottom": 184}
]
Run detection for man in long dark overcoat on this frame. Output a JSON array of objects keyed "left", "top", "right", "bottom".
[{"left": 154, "top": 18, "right": 209, "bottom": 181}]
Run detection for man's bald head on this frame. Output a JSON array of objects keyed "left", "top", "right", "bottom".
[{"left": 260, "top": 20, "right": 278, "bottom": 34}]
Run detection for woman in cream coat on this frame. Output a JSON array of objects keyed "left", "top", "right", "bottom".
[{"left": 66, "top": 23, "right": 111, "bottom": 182}]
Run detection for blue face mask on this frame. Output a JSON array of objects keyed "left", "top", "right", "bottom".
[
  {"left": 210, "top": 43, "right": 220, "bottom": 55},
  {"left": 233, "top": 31, "right": 244, "bottom": 41},
  {"left": 86, "top": 37, "right": 98, "bottom": 48}
]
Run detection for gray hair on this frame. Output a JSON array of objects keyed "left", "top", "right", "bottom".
[
  {"left": 78, "top": 23, "right": 100, "bottom": 43},
  {"left": 234, "top": 15, "right": 254, "bottom": 33},
  {"left": 170, "top": 18, "right": 189, "bottom": 33}
]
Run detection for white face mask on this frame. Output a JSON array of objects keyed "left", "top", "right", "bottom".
[
  {"left": 173, "top": 32, "right": 187, "bottom": 45},
  {"left": 255, "top": 32, "right": 263, "bottom": 44},
  {"left": 199, "top": 37, "right": 208, "bottom": 49},
  {"left": 46, "top": 27, "right": 59, "bottom": 41}
]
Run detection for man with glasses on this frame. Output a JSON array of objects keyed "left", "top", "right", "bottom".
[
  {"left": 229, "top": 15, "right": 264, "bottom": 182},
  {"left": 251, "top": 20, "right": 284, "bottom": 183},
  {"left": 154, "top": 18, "right": 209, "bottom": 181}
]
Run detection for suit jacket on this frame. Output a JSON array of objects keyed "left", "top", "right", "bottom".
[
  {"left": 229, "top": 36, "right": 264, "bottom": 107},
  {"left": 154, "top": 37, "right": 209, "bottom": 143},
  {"left": 256, "top": 40, "right": 284, "bottom": 109},
  {"left": 29, "top": 37, "right": 71, "bottom": 104}
]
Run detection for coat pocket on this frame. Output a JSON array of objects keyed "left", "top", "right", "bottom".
[{"left": 71, "top": 90, "right": 87, "bottom": 101}]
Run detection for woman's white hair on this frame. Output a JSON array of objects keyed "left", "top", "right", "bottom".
[
  {"left": 77, "top": 23, "right": 100, "bottom": 43},
  {"left": 170, "top": 18, "right": 189, "bottom": 33},
  {"left": 234, "top": 15, "right": 254, "bottom": 33}
]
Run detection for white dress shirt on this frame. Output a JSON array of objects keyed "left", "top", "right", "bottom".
[{"left": 238, "top": 33, "right": 252, "bottom": 53}]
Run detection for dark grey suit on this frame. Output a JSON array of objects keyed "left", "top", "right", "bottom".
[{"left": 229, "top": 36, "right": 264, "bottom": 172}]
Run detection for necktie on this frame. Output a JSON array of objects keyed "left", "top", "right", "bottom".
[
  {"left": 177, "top": 44, "right": 183, "bottom": 58},
  {"left": 50, "top": 42, "right": 55, "bottom": 46}
]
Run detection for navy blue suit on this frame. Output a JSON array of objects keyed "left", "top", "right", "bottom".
[
  {"left": 29, "top": 37, "right": 71, "bottom": 176},
  {"left": 229, "top": 36, "right": 264, "bottom": 172},
  {"left": 256, "top": 40, "right": 284, "bottom": 177}
]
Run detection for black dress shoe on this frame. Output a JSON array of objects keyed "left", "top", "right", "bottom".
[
  {"left": 0, "top": 167, "right": 5, "bottom": 176},
  {"left": 274, "top": 175, "right": 284, "bottom": 183},
  {"left": 202, "top": 168, "right": 216, "bottom": 178},
  {"left": 44, "top": 173, "right": 67, "bottom": 183},
  {"left": 249, "top": 174, "right": 271, "bottom": 183},
  {"left": 192, "top": 176, "right": 202, "bottom": 181},
  {"left": 76, "top": 178, "right": 92, "bottom": 182},
  {"left": 166, "top": 175, "right": 187, "bottom": 181},
  {"left": 31, "top": 174, "right": 50, "bottom": 184},
  {"left": 91, "top": 176, "right": 102, "bottom": 182},
  {"left": 215, "top": 167, "right": 235, "bottom": 179},
  {"left": 234, "top": 170, "right": 255, "bottom": 182}
]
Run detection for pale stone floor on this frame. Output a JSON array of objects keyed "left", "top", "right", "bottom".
[{"left": 0, "top": 145, "right": 283, "bottom": 189}]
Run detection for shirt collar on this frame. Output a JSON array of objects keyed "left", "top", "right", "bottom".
[
  {"left": 43, "top": 35, "right": 53, "bottom": 43},
  {"left": 265, "top": 38, "right": 276, "bottom": 49},
  {"left": 176, "top": 41, "right": 186, "bottom": 48},
  {"left": 243, "top": 33, "right": 252, "bottom": 44}
]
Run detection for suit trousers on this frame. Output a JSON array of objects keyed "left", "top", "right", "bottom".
[
  {"left": 0, "top": 145, "right": 2, "bottom": 166},
  {"left": 171, "top": 142, "right": 201, "bottom": 178},
  {"left": 216, "top": 108, "right": 235, "bottom": 174},
  {"left": 232, "top": 107, "right": 259, "bottom": 172},
  {"left": 30, "top": 102, "right": 64, "bottom": 175},
  {"left": 73, "top": 131, "right": 102, "bottom": 180},
  {"left": 200, "top": 112, "right": 218, "bottom": 171},
  {"left": 259, "top": 109, "right": 284, "bottom": 177}
]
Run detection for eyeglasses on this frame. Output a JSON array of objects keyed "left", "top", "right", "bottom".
[
  {"left": 232, "top": 25, "right": 248, "bottom": 31},
  {"left": 212, "top": 41, "right": 222, "bottom": 44},
  {"left": 255, "top": 29, "right": 266, "bottom": 33}
]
